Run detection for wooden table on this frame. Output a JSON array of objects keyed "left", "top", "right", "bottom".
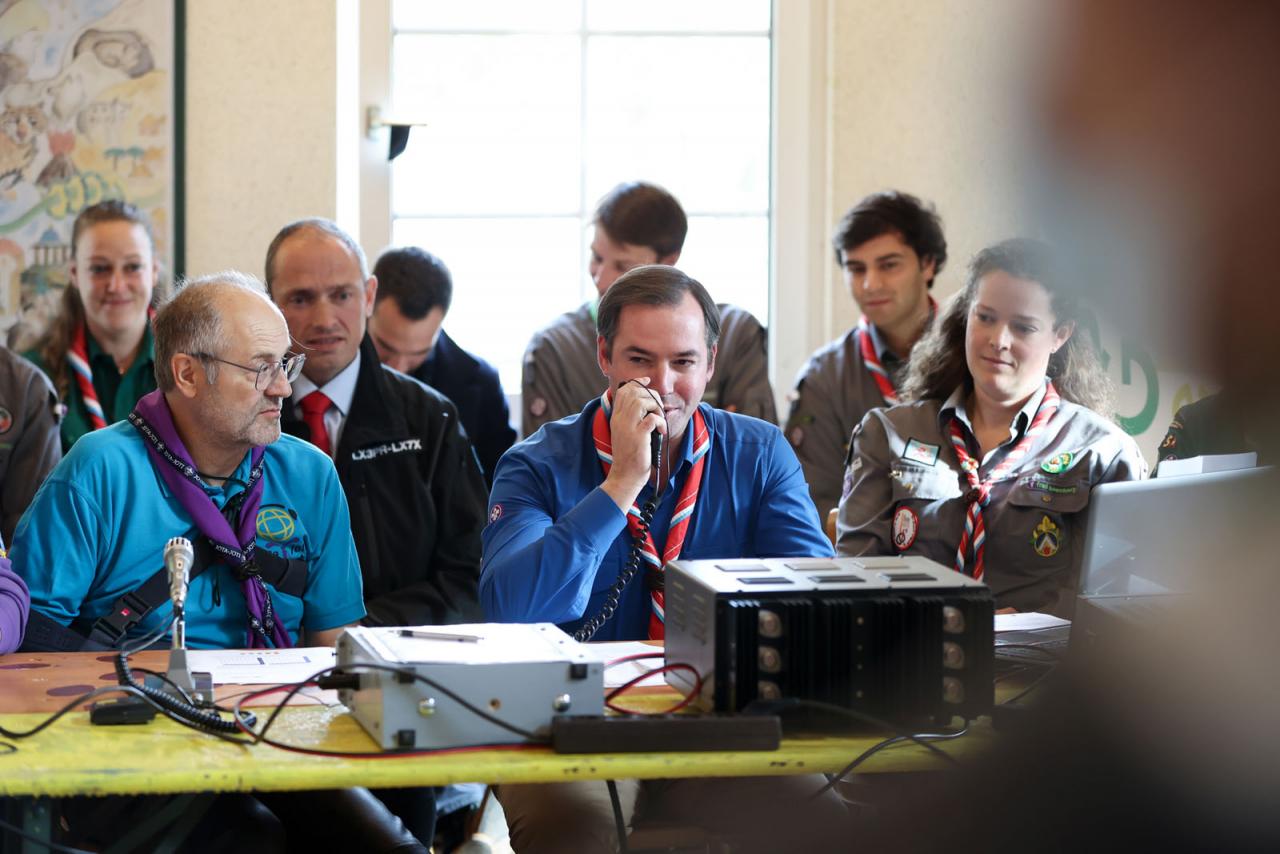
[{"left": 0, "top": 650, "right": 996, "bottom": 799}]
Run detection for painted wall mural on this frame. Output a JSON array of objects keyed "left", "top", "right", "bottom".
[{"left": 0, "top": 0, "right": 176, "bottom": 348}]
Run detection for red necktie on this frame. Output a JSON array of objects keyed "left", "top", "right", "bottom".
[{"left": 299, "top": 390, "right": 333, "bottom": 456}]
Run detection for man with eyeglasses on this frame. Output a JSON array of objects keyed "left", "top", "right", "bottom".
[
  {"left": 10, "top": 271, "right": 366, "bottom": 651},
  {"left": 9, "top": 272, "right": 432, "bottom": 850}
]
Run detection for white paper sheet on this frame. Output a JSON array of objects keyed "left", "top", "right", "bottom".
[
  {"left": 994, "top": 612, "right": 1071, "bottom": 634},
  {"left": 187, "top": 647, "right": 337, "bottom": 685},
  {"left": 582, "top": 641, "right": 668, "bottom": 688}
]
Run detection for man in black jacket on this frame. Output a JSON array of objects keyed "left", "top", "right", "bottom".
[
  {"left": 264, "top": 218, "right": 486, "bottom": 628},
  {"left": 265, "top": 218, "right": 488, "bottom": 844},
  {"left": 368, "top": 246, "right": 515, "bottom": 486}
]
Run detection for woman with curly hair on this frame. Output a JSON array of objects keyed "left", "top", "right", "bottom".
[
  {"left": 27, "top": 200, "right": 163, "bottom": 450},
  {"left": 836, "top": 238, "right": 1146, "bottom": 616}
]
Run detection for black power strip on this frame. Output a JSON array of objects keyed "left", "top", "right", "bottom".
[{"left": 551, "top": 714, "right": 781, "bottom": 754}]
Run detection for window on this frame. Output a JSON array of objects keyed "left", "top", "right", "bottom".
[{"left": 388, "top": 0, "right": 772, "bottom": 393}]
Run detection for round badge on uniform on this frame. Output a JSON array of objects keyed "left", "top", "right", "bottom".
[
  {"left": 1041, "top": 451, "right": 1074, "bottom": 474},
  {"left": 489, "top": 504, "right": 503, "bottom": 524},
  {"left": 892, "top": 506, "right": 919, "bottom": 551},
  {"left": 529, "top": 397, "right": 547, "bottom": 417},
  {"left": 0, "top": 407, "right": 11, "bottom": 434}
]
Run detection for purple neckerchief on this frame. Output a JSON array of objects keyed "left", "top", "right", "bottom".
[{"left": 129, "top": 390, "right": 293, "bottom": 648}]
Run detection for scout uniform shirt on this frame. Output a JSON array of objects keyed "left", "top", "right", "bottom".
[
  {"left": 0, "top": 348, "right": 62, "bottom": 544},
  {"left": 786, "top": 323, "right": 906, "bottom": 517},
  {"left": 26, "top": 325, "right": 157, "bottom": 452},
  {"left": 521, "top": 301, "right": 778, "bottom": 438},
  {"left": 836, "top": 381, "right": 1147, "bottom": 617}
]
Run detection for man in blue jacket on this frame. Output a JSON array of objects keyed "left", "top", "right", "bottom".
[{"left": 482, "top": 265, "right": 836, "bottom": 852}]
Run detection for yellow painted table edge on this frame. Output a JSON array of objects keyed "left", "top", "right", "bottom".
[{"left": 0, "top": 707, "right": 994, "bottom": 797}]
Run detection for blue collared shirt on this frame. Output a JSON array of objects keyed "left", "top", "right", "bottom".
[{"left": 481, "top": 400, "right": 832, "bottom": 641}]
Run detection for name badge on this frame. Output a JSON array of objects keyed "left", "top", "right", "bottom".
[{"left": 903, "top": 438, "right": 939, "bottom": 467}]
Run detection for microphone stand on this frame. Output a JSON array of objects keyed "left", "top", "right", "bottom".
[
  {"left": 165, "top": 604, "right": 207, "bottom": 702},
  {"left": 164, "top": 539, "right": 214, "bottom": 704}
]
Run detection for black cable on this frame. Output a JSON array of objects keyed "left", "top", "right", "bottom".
[
  {"left": 0, "top": 682, "right": 250, "bottom": 750},
  {"left": 129, "top": 667, "right": 198, "bottom": 707},
  {"left": 573, "top": 380, "right": 668, "bottom": 642},
  {"left": 811, "top": 727, "right": 970, "bottom": 799},
  {"left": 115, "top": 636, "right": 257, "bottom": 735},
  {"left": 744, "top": 698, "right": 961, "bottom": 767},
  {"left": 0, "top": 815, "right": 93, "bottom": 854},
  {"left": 237, "top": 663, "right": 548, "bottom": 753},
  {"left": 107, "top": 614, "right": 258, "bottom": 736},
  {"left": 1002, "top": 667, "right": 1059, "bottom": 706},
  {"left": 0, "top": 684, "right": 154, "bottom": 740},
  {"left": 573, "top": 497, "right": 658, "bottom": 642},
  {"left": 606, "top": 780, "right": 630, "bottom": 854}
]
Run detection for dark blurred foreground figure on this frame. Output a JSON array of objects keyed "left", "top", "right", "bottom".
[{"left": 850, "top": 1, "right": 1280, "bottom": 850}]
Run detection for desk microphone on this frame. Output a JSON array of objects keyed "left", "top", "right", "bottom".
[
  {"left": 165, "top": 537, "right": 194, "bottom": 615},
  {"left": 162, "top": 537, "right": 211, "bottom": 704}
]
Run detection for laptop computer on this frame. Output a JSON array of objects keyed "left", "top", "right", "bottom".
[
  {"left": 1077, "top": 465, "right": 1272, "bottom": 599},
  {"left": 1065, "top": 464, "right": 1273, "bottom": 660}
]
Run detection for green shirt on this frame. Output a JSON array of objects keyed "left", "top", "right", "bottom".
[{"left": 26, "top": 325, "right": 157, "bottom": 452}]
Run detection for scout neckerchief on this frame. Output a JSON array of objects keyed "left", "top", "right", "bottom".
[
  {"left": 68, "top": 311, "right": 156, "bottom": 432},
  {"left": 68, "top": 321, "right": 107, "bottom": 431},
  {"left": 592, "top": 389, "right": 711, "bottom": 640},
  {"left": 946, "top": 381, "right": 1060, "bottom": 580},
  {"left": 858, "top": 297, "right": 939, "bottom": 406},
  {"left": 129, "top": 390, "right": 293, "bottom": 648}
]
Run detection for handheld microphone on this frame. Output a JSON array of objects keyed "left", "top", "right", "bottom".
[{"left": 164, "top": 537, "right": 194, "bottom": 613}]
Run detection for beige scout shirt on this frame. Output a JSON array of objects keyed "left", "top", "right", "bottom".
[
  {"left": 521, "top": 301, "right": 778, "bottom": 437},
  {"left": 785, "top": 324, "right": 905, "bottom": 518},
  {"left": 836, "top": 382, "right": 1147, "bottom": 617}
]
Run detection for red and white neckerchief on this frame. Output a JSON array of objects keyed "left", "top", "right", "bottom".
[
  {"left": 592, "top": 390, "right": 711, "bottom": 640},
  {"left": 67, "top": 321, "right": 107, "bottom": 430},
  {"left": 858, "top": 297, "right": 938, "bottom": 406},
  {"left": 66, "top": 310, "right": 155, "bottom": 432},
  {"left": 947, "top": 381, "right": 1060, "bottom": 580}
]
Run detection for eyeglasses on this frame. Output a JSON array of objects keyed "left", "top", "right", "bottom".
[{"left": 193, "top": 352, "right": 306, "bottom": 390}]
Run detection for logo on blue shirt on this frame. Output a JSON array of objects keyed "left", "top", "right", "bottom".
[{"left": 256, "top": 505, "right": 297, "bottom": 542}]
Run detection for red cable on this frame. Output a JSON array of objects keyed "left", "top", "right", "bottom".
[{"left": 604, "top": 662, "right": 703, "bottom": 715}]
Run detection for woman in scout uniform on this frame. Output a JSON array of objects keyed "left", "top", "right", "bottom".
[
  {"left": 836, "top": 238, "right": 1146, "bottom": 616},
  {"left": 28, "top": 200, "right": 163, "bottom": 451}
]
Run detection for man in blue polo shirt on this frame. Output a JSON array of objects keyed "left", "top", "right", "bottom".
[
  {"left": 482, "top": 266, "right": 837, "bottom": 853},
  {"left": 483, "top": 267, "right": 830, "bottom": 641},
  {"left": 12, "top": 272, "right": 365, "bottom": 649},
  {"left": 9, "top": 272, "right": 428, "bottom": 851}
]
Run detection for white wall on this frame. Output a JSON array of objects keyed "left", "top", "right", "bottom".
[
  {"left": 823, "top": 0, "right": 1038, "bottom": 331},
  {"left": 184, "top": 0, "right": 341, "bottom": 278}
]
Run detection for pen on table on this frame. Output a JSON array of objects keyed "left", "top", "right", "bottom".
[{"left": 398, "top": 629, "right": 482, "bottom": 642}]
